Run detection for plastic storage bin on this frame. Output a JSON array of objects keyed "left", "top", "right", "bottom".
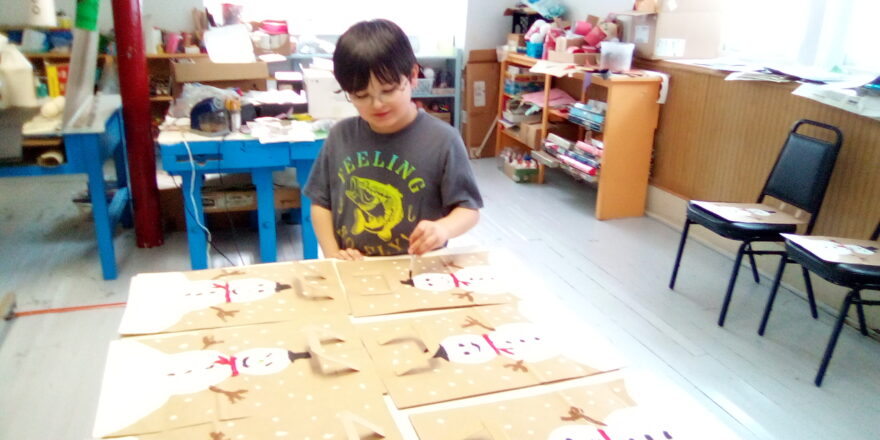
[{"left": 526, "top": 41, "right": 544, "bottom": 59}]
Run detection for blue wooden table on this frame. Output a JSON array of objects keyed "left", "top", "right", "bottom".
[
  {"left": 0, "top": 94, "right": 132, "bottom": 280},
  {"left": 158, "top": 130, "right": 322, "bottom": 270}
]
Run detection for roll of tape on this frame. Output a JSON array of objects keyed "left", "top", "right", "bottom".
[{"left": 36, "top": 149, "right": 65, "bottom": 167}]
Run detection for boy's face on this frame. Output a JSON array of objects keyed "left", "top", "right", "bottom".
[{"left": 348, "top": 68, "right": 418, "bottom": 134}]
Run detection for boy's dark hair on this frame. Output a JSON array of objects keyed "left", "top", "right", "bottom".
[{"left": 333, "top": 19, "right": 417, "bottom": 93}]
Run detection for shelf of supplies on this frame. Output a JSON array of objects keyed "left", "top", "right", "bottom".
[
  {"left": 496, "top": 52, "right": 661, "bottom": 220},
  {"left": 24, "top": 52, "right": 75, "bottom": 59}
]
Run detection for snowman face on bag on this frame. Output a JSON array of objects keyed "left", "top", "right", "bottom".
[
  {"left": 453, "top": 266, "right": 504, "bottom": 294},
  {"left": 439, "top": 334, "right": 497, "bottom": 364},
  {"left": 234, "top": 348, "right": 294, "bottom": 376},
  {"left": 411, "top": 272, "right": 458, "bottom": 292},
  {"left": 226, "top": 279, "right": 280, "bottom": 302},
  {"left": 549, "top": 407, "right": 673, "bottom": 440},
  {"left": 180, "top": 278, "right": 278, "bottom": 308},
  {"left": 491, "top": 323, "right": 557, "bottom": 363},
  {"left": 162, "top": 350, "right": 230, "bottom": 395}
]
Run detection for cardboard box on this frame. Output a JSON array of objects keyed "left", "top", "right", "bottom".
[
  {"left": 426, "top": 110, "right": 452, "bottom": 124},
  {"left": 172, "top": 58, "right": 268, "bottom": 82},
  {"left": 156, "top": 172, "right": 300, "bottom": 232},
  {"left": 502, "top": 159, "right": 539, "bottom": 183},
  {"left": 554, "top": 36, "right": 584, "bottom": 51},
  {"left": 517, "top": 121, "right": 581, "bottom": 149},
  {"left": 200, "top": 186, "right": 299, "bottom": 213},
  {"left": 619, "top": 11, "right": 722, "bottom": 60},
  {"left": 507, "top": 33, "right": 525, "bottom": 50},
  {"left": 463, "top": 49, "right": 500, "bottom": 158},
  {"left": 517, "top": 121, "right": 543, "bottom": 149},
  {"left": 635, "top": 0, "right": 659, "bottom": 13},
  {"left": 546, "top": 50, "right": 598, "bottom": 66},
  {"left": 171, "top": 58, "right": 269, "bottom": 96}
]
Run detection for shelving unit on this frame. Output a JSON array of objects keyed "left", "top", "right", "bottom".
[
  {"left": 145, "top": 53, "right": 209, "bottom": 123},
  {"left": 495, "top": 53, "right": 661, "bottom": 220},
  {"left": 287, "top": 51, "right": 462, "bottom": 130},
  {"left": 25, "top": 52, "right": 114, "bottom": 92}
]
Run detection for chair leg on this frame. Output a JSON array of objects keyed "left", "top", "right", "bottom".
[
  {"left": 746, "top": 244, "right": 760, "bottom": 283},
  {"left": 854, "top": 292, "right": 869, "bottom": 336},
  {"left": 815, "top": 289, "right": 857, "bottom": 387},
  {"left": 758, "top": 256, "right": 788, "bottom": 336},
  {"left": 718, "top": 242, "right": 748, "bottom": 327},
  {"left": 801, "top": 266, "right": 818, "bottom": 319},
  {"left": 669, "top": 220, "right": 692, "bottom": 290}
]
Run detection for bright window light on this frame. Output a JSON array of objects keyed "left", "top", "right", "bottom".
[{"left": 721, "top": 0, "right": 879, "bottom": 75}]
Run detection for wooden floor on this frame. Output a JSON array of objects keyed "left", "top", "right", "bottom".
[{"left": 1, "top": 158, "right": 878, "bottom": 439}]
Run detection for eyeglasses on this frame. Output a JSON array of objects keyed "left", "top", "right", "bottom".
[{"left": 344, "top": 80, "right": 410, "bottom": 106}]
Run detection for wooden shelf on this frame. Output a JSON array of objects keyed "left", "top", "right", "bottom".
[
  {"left": 25, "top": 52, "right": 75, "bottom": 59},
  {"left": 548, "top": 108, "right": 568, "bottom": 122},
  {"left": 496, "top": 51, "right": 662, "bottom": 220},
  {"left": 150, "top": 96, "right": 174, "bottom": 102}
]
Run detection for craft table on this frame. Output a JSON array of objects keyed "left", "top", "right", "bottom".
[
  {"left": 157, "top": 130, "right": 323, "bottom": 270},
  {"left": 0, "top": 94, "right": 132, "bottom": 280}
]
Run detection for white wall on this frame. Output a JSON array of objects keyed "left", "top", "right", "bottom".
[
  {"left": 563, "top": 0, "right": 637, "bottom": 22},
  {"left": 464, "top": 0, "right": 512, "bottom": 56}
]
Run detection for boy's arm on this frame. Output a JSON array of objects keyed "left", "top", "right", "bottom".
[
  {"left": 311, "top": 205, "right": 363, "bottom": 260},
  {"left": 408, "top": 206, "right": 480, "bottom": 255}
]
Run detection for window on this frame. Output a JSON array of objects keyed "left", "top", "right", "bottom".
[{"left": 721, "top": 0, "right": 880, "bottom": 74}]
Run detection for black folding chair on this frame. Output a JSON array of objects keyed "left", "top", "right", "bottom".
[
  {"left": 668, "top": 119, "right": 843, "bottom": 326},
  {"left": 758, "top": 222, "right": 880, "bottom": 386}
]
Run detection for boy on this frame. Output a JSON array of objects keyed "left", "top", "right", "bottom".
[{"left": 304, "top": 19, "right": 483, "bottom": 260}]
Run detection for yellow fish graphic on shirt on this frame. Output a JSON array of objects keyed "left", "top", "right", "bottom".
[{"left": 345, "top": 176, "right": 403, "bottom": 242}]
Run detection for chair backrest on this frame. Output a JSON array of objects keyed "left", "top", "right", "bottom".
[{"left": 759, "top": 119, "right": 843, "bottom": 234}]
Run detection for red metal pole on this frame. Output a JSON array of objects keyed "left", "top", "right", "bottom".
[{"left": 111, "top": 0, "right": 164, "bottom": 248}]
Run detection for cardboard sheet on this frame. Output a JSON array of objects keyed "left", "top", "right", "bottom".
[
  {"left": 692, "top": 201, "right": 809, "bottom": 225},
  {"left": 357, "top": 304, "right": 624, "bottom": 409},
  {"left": 337, "top": 251, "right": 518, "bottom": 317},
  {"left": 783, "top": 234, "right": 880, "bottom": 266},
  {"left": 93, "top": 319, "right": 394, "bottom": 438},
  {"left": 409, "top": 370, "right": 742, "bottom": 440},
  {"left": 118, "top": 260, "right": 348, "bottom": 335},
  {"left": 127, "top": 408, "right": 400, "bottom": 440}
]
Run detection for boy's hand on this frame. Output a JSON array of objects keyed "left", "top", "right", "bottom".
[
  {"left": 408, "top": 220, "right": 449, "bottom": 255},
  {"left": 334, "top": 248, "right": 364, "bottom": 260}
]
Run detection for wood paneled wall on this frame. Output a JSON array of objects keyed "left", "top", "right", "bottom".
[{"left": 637, "top": 60, "right": 880, "bottom": 239}]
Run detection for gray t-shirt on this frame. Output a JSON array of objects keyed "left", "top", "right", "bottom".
[{"left": 304, "top": 111, "right": 483, "bottom": 256}]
